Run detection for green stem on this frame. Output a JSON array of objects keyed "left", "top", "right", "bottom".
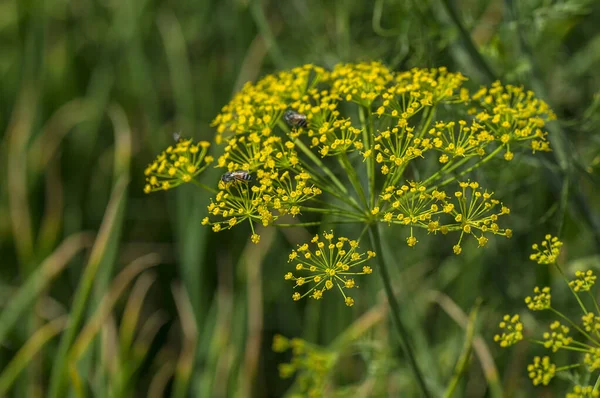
[
  {"left": 368, "top": 224, "right": 431, "bottom": 397},
  {"left": 593, "top": 372, "right": 600, "bottom": 393},
  {"left": 549, "top": 308, "right": 600, "bottom": 346},
  {"left": 435, "top": 145, "right": 504, "bottom": 189},
  {"left": 553, "top": 263, "right": 588, "bottom": 315},
  {"left": 275, "top": 220, "right": 359, "bottom": 227},
  {"left": 339, "top": 154, "right": 369, "bottom": 209},
  {"left": 191, "top": 179, "right": 218, "bottom": 194},
  {"left": 439, "top": 0, "right": 496, "bottom": 83},
  {"left": 359, "top": 106, "right": 375, "bottom": 208}
]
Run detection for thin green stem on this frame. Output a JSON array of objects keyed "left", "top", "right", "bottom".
[
  {"left": 191, "top": 179, "right": 218, "bottom": 194},
  {"left": 368, "top": 224, "right": 431, "bottom": 397},
  {"left": 549, "top": 308, "right": 600, "bottom": 346},
  {"left": 338, "top": 154, "right": 369, "bottom": 209},
  {"left": 589, "top": 290, "right": 600, "bottom": 316},
  {"left": 359, "top": 106, "right": 375, "bottom": 208},
  {"left": 553, "top": 263, "right": 588, "bottom": 315},
  {"left": 593, "top": 372, "right": 600, "bottom": 393},
  {"left": 435, "top": 146, "right": 504, "bottom": 189},
  {"left": 275, "top": 220, "right": 359, "bottom": 227},
  {"left": 293, "top": 138, "right": 351, "bottom": 197},
  {"left": 439, "top": 0, "right": 496, "bottom": 83}
]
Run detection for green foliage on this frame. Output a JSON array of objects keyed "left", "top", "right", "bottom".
[{"left": 0, "top": 0, "right": 599, "bottom": 397}]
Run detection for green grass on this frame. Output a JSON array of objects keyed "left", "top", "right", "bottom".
[{"left": 1, "top": 0, "right": 599, "bottom": 396}]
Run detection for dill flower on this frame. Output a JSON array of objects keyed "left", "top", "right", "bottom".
[
  {"left": 428, "top": 120, "right": 494, "bottom": 161},
  {"left": 570, "top": 270, "right": 597, "bottom": 292},
  {"left": 524, "top": 286, "right": 551, "bottom": 311},
  {"left": 530, "top": 234, "right": 563, "bottom": 264},
  {"left": 567, "top": 385, "right": 600, "bottom": 398},
  {"left": 272, "top": 335, "right": 336, "bottom": 397},
  {"left": 471, "top": 81, "right": 556, "bottom": 154},
  {"left": 494, "top": 314, "right": 524, "bottom": 347},
  {"left": 584, "top": 348, "right": 600, "bottom": 371},
  {"left": 527, "top": 356, "right": 556, "bottom": 386},
  {"left": 330, "top": 61, "right": 393, "bottom": 106},
  {"left": 285, "top": 231, "right": 374, "bottom": 306},
  {"left": 581, "top": 313, "right": 600, "bottom": 333},
  {"left": 144, "top": 138, "right": 212, "bottom": 193},
  {"left": 542, "top": 321, "right": 572, "bottom": 352}
]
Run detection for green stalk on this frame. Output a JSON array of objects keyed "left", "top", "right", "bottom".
[
  {"left": 593, "top": 373, "right": 600, "bottom": 393},
  {"left": 435, "top": 146, "right": 504, "bottom": 189},
  {"left": 359, "top": 106, "right": 375, "bottom": 208},
  {"left": 339, "top": 154, "right": 369, "bottom": 209},
  {"left": 368, "top": 224, "right": 431, "bottom": 397},
  {"left": 293, "top": 138, "right": 352, "bottom": 199},
  {"left": 443, "top": 303, "right": 478, "bottom": 398}
]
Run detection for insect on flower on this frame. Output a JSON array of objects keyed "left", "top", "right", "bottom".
[
  {"left": 173, "top": 132, "right": 183, "bottom": 142},
  {"left": 283, "top": 109, "right": 308, "bottom": 128},
  {"left": 221, "top": 170, "right": 252, "bottom": 183}
]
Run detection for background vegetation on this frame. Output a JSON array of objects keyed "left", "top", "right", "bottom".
[{"left": 1, "top": 0, "right": 599, "bottom": 396}]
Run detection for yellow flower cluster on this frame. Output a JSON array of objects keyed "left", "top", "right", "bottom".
[
  {"left": 527, "top": 356, "right": 556, "bottom": 386},
  {"left": 272, "top": 334, "right": 335, "bottom": 398},
  {"left": 428, "top": 120, "right": 495, "bottom": 163},
  {"left": 373, "top": 124, "right": 432, "bottom": 174},
  {"left": 530, "top": 234, "right": 563, "bottom": 265},
  {"left": 330, "top": 61, "right": 393, "bottom": 106},
  {"left": 570, "top": 270, "right": 597, "bottom": 292},
  {"left": 203, "top": 170, "right": 322, "bottom": 236},
  {"left": 581, "top": 312, "right": 600, "bottom": 333},
  {"left": 496, "top": 234, "right": 600, "bottom": 394},
  {"left": 584, "top": 348, "right": 600, "bottom": 371},
  {"left": 525, "top": 286, "right": 551, "bottom": 311},
  {"left": 567, "top": 385, "right": 600, "bottom": 398},
  {"left": 493, "top": 314, "right": 524, "bottom": 347},
  {"left": 285, "top": 231, "right": 374, "bottom": 306},
  {"left": 144, "top": 138, "right": 212, "bottom": 193},
  {"left": 471, "top": 81, "right": 556, "bottom": 154},
  {"left": 211, "top": 64, "right": 328, "bottom": 143},
  {"left": 377, "top": 180, "right": 511, "bottom": 252},
  {"left": 542, "top": 321, "right": 572, "bottom": 352},
  {"left": 376, "top": 67, "right": 468, "bottom": 119},
  {"left": 309, "top": 117, "right": 364, "bottom": 157}
]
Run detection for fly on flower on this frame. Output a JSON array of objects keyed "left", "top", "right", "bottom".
[
  {"left": 220, "top": 170, "right": 252, "bottom": 184},
  {"left": 283, "top": 110, "right": 308, "bottom": 128}
]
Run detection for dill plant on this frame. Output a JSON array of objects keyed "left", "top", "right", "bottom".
[
  {"left": 496, "top": 235, "right": 600, "bottom": 397},
  {"left": 145, "top": 62, "right": 555, "bottom": 395}
]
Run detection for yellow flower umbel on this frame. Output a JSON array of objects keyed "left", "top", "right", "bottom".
[
  {"left": 144, "top": 138, "right": 212, "bottom": 193},
  {"left": 471, "top": 81, "right": 556, "bottom": 154},
  {"left": 525, "top": 286, "right": 551, "bottom": 311},
  {"left": 272, "top": 335, "right": 336, "bottom": 397},
  {"left": 530, "top": 234, "right": 563, "bottom": 265},
  {"left": 567, "top": 385, "right": 600, "bottom": 398},
  {"left": 493, "top": 314, "right": 524, "bottom": 347},
  {"left": 570, "top": 270, "right": 597, "bottom": 292},
  {"left": 527, "top": 356, "right": 556, "bottom": 386},
  {"left": 495, "top": 234, "right": 600, "bottom": 393},
  {"left": 284, "top": 231, "right": 374, "bottom": 306}
]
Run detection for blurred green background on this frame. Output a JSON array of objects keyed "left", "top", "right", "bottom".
[{"left": 1, "top": 0, "right": 600, "bottom": 396}]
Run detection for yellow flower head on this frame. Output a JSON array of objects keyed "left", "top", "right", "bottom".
[
  {"left": 569, "top": 270, "right": 597, "bottom": 292},
  {"left": 472, "top": 82, "right": 555, "bottom": 153},
  {"left": 530, "top": 234, "right": 563, "bottom": 265},
  {"left": 331, "top": 61, "right": 393, "bottom": 106},
  {"left": 527, "top": 356, "right": 556, "bottom": 386},
  {"left": 542, "top": 321, "right": 572, "bottom": 352},
  {"left": 566, "top": 385, "right": 600, "bottom": 398},
  {"left": 144, "top": 138, "right": 212, "bottom": 193},
  {"left": 524, "top": 286, "right": 551, "bottom": 311},
  {"left": 285, "top": 231, "right": 374, "bottom": 306},
  {"left": 494, "top": 314, "right": 524, "bottom": 347}
]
